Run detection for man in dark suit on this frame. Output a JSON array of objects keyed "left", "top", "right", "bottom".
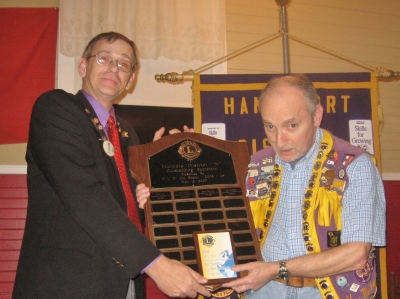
[{"left": 12, "top": 32, "right": 211, "bottom": 299}]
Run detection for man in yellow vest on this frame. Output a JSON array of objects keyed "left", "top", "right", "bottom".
[{"left": 222, "top": 74, "right": 386, "bottom": 299}]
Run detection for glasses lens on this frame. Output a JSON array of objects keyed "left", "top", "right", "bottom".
[
  {"left": 117, "top": 60, "right": 132, "bottom": 72},
  {"left": 96, "top": 53, "right": 112, "bottom": 66}
]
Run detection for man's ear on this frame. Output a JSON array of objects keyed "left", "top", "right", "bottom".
[
  {"left": 125, "top": 73, "right": 136, "bottom": 90},
  {"left": 314, "top": 103, "right": 324, "bottom": 127},
  {"left": 78, "top": 57, "right": 87, "bottom": 78}
]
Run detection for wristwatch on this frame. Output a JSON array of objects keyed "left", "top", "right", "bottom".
[{"left": 278, "top": 260, "right": 291, "bottom": 280}]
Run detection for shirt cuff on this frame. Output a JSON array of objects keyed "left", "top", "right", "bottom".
[{"left": 141, "top": 254, "right": 162, "bottom": 274}]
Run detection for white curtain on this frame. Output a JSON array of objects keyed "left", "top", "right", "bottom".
[
  {"left": 58, "top": 0, "right": 226, "bottom": 108},
  {"left": 59, "top": 0, "right": 226, "bottom": 62}
]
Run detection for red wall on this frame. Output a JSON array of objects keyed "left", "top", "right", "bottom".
[
  {"left": 385, "top": 180, "right": 400, "bottom": 277},
  {"left": 0, "top": 174, "right": 399, "bottom": 298}
]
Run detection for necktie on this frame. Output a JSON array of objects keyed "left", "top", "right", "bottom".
[{"left": 107, "top": 115, "right": 142, "bottom": 231}]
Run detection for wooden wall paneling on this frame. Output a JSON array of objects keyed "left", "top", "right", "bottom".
[{"left": 0, "top": 175, "right": 27, "bottom": 299}]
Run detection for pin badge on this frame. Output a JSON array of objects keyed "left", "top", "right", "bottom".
[
  {"left": 85, "top": 108, "right": 91, "bottom": 114},
  {"left": 331, "top": 179, "right": 346, "bottom": 192},
  {"left": 248, "top": 162, "right": 259, "bottom": 168},
  {"left": 338, "top": 168, "right": 345, "bottom": 179},
  {"left": 103, "top": 140, "right": 115, "bottom": 156},
  {"left": 262, "top": 157, "right": 273, "bottom": 164},
  {"left": 342, "top": 154, "right": 354, "bottom": 166},
  {"left": 336, "top": 276, "right": 348, "bottom": 288},
  {"left": 349, "top": 283, "right": 360, "bottom": 292},
  {"left": 323, "top": 169, "right": 335, "bottom": 181},
  {"left": 121, "top": 131, "right": 129, "bottom": 138},
  {"left": 327, "top": 231, "right": 341, "bottom": 247}
]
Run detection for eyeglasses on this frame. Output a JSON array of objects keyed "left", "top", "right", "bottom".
[{"left": 87, "top": 52, "right": 134, "bottom": 73}]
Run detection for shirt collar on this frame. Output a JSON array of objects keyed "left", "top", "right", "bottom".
[{"left": 81, "top": 89, "right": 115, "bottom": 128}]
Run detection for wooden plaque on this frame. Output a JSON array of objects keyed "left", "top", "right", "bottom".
[{"left": 128, "top": 133, "right": 261, "bottom": 289}]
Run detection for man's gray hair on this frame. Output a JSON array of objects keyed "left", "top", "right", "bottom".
[{"left": 259, "top": 74, "right": 319, "bottom": 115}]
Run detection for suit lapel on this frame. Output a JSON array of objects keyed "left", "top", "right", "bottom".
[{"left": 74, "top": 91, "right": 127, "bottom": 207}]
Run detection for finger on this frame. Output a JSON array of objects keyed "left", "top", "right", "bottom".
[
  {"left": 182, "top": 125, "right": 194, "bottom": 132},
  {"left": 153, "top": 127, "right": 165, "bottom": 141},
  {"left": 135, "top": 185, "right": 149, "bottom": 208},
  {"left": 168, "top": 128, "right": 182, "bottom": 135},
  {"left": 231, "top": 285, "right": 248, "bottom": 293},
  {"left": 230, "top": 264, "right": 247, "bottom": 272},
  {"left": 191, "top": 282, "right": 211, "bottom": 298},
  {"left": 137, "top": 186, "right": 149, "bottom": 195},
  {"left": 136, "top": 185, "right": 149, "bottom": 197},
  {"left": 189, "top": 270, "right": 211, "bottom": 297},
  {"left": 196, "top": 286, "right": 212, "bottom": 298},
  {"left": 138, "top": 197, "right": 148, "bottom": 209},
  {"left": 190, "top": 269, "right": 208, "bottom": 284},
  {"left": 136, "top": 183, "right": 145, "bottom": 191}
]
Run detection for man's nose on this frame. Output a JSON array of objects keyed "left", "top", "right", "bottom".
[
  {"left": 276, "top": 130, "right": 288, "bottom": 148},
  {"left": 108, "top": 60, "right": 119, "bottom": 73}
]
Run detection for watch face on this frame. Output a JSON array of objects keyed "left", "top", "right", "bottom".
[{"left": 278, "top": 261, "right": 290, "bottom": 280}]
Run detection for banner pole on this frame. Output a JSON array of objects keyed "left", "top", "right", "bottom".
[
  {"left": 276, "top": 0, "right": 291, "bottom": 73},
  {"left": 281, "top": 6, "right": 290, "bottom": 73}
]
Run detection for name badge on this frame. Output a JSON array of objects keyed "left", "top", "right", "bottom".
[{"left": 103, "top": 140, "right": 115, "bottom": 157}]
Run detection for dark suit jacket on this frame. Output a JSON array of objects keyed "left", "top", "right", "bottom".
[{"left": 13, "top": 90, "right": 161, "bottom": 299}]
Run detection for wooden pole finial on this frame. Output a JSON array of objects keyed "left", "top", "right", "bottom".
[{"left": 275, "top": 0, "right": 290, "bottom": 7}]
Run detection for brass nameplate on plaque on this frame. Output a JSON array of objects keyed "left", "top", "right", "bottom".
[{"left": 128, "top": 133, "right": 261, "bottom": 290}]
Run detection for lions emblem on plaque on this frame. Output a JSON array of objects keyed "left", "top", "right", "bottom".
[{"left": 178, "top": 140, "right": 202, "bottom": 161}]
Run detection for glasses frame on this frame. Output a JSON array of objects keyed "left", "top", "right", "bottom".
[{"left": 87, "top": 52, "right": 134, "bottom": 73}]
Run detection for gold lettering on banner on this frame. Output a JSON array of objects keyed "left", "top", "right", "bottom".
[
  {"left": 224, "top": 97, "right": 234, "bottom": 114},
  {"left": 319, "top": 95, "right": 351, "bottom": 113},
  {"left": 252, "top": 139, "right": 257, "bottom": 154},
  {"left": 224, "top": 96, "right": 261, "bottom": 115},
  {"left": 326, "top": 96, "right": 337, "bottom": 113},
  {"left": 262, "top": 137, "right": 269, "bottom": 149},
  {"left": 240, "top": 97, "right": 248, "bottom": 114},
  {"left": 342, "top": 95, "right": 350, "bottom": 113},
  {"left": 254, "top": 97, "right": 259, "bottom": 114}
]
